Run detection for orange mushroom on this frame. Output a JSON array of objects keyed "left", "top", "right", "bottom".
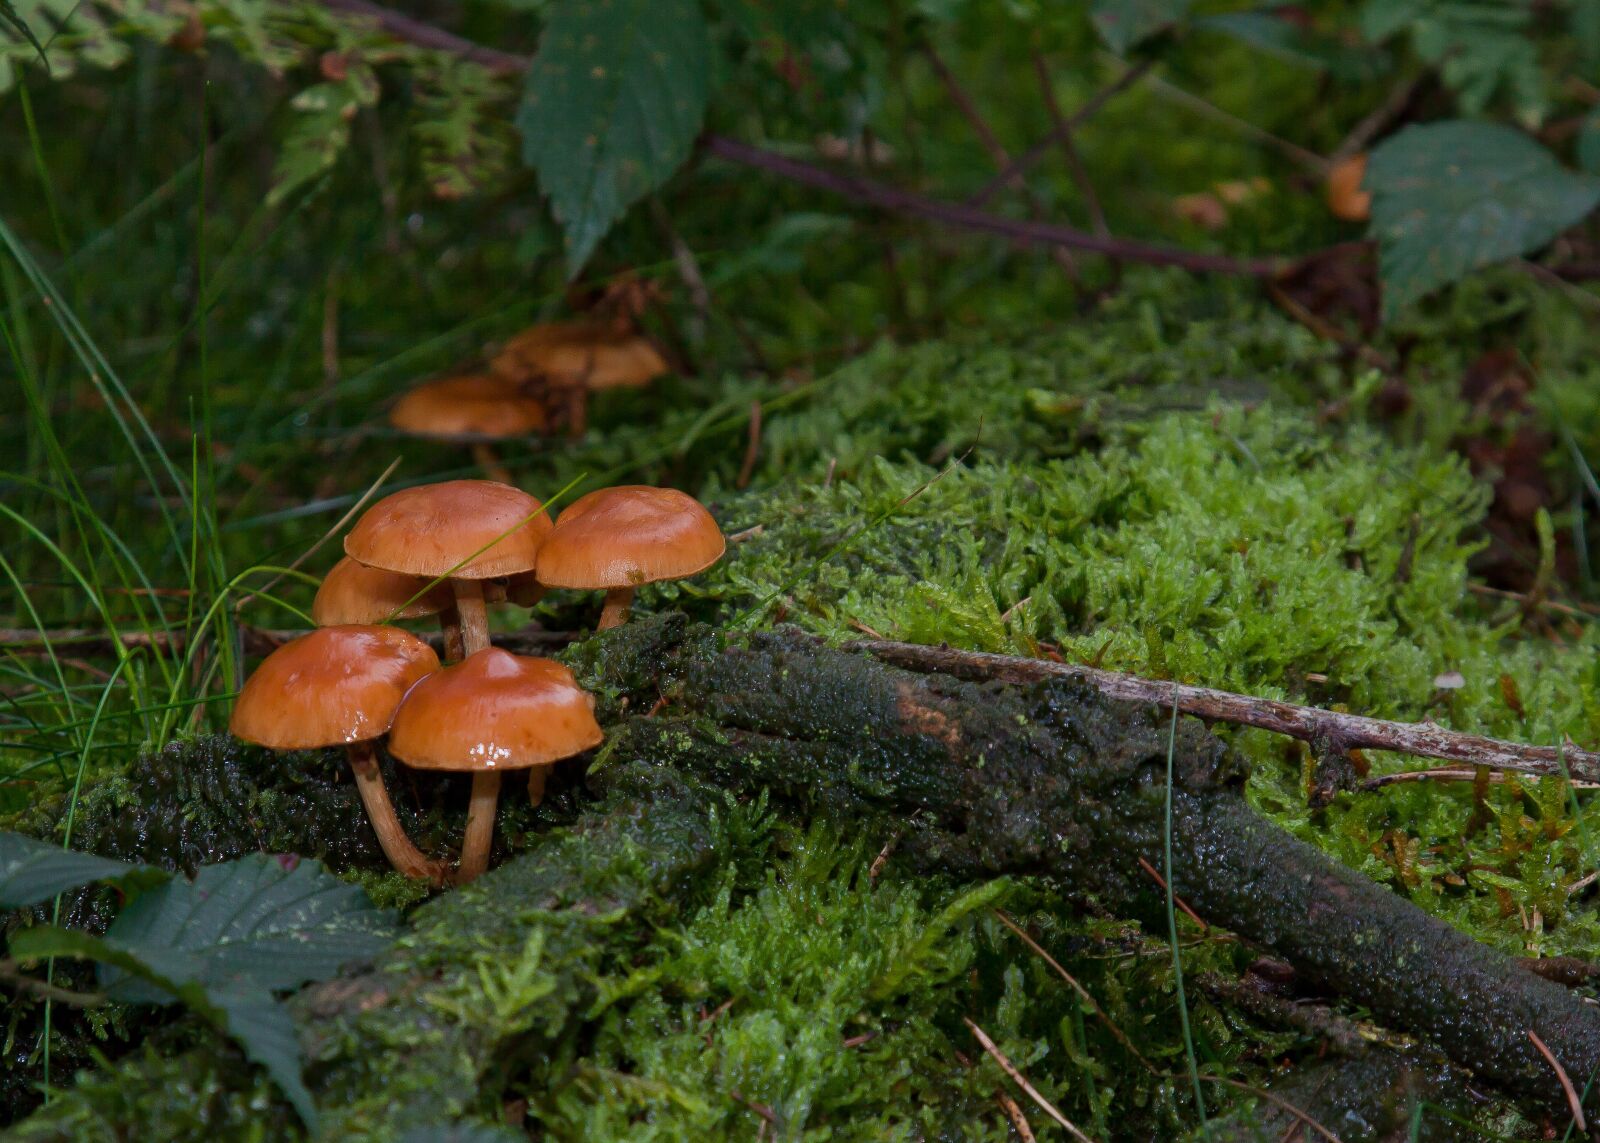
[
  {"left": 345, "top": 480, "right": 551, "bottom": 659},
  {"left": 230, "top": 625, "right": 444, "bottom": 881},
  {"left": 1326, "top": 153, "right": 1371, "bottom": 223},
  {"left": 313, "top": 556, "right": 466, "bottom": 658},
  {"left": 488, "top": 322, "right": 668, "bottom": 435},
  {"left": 389, "top": 374, "right": 547, "bottom": 484},
  {"left": 388, "top": 648, "right": 603, "bottom": 881},
  {"left": 535, "top": 485, "right": 724, "bottom": 630}
]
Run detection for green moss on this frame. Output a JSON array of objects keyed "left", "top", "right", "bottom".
[{"left": 11, "top": 282, "right": 1599, "bottom": 1137}]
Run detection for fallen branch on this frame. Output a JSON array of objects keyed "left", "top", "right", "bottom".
[{"left": 852, "top": 638, "right": 1600, "bottom": 785}]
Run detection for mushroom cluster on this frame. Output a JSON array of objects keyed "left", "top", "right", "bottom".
[
  {"left": 387, "top": 309, "right": 668, "bottom": 481},
  {"left": 230, "top": 477, "right": 724, "bottom": 885}
]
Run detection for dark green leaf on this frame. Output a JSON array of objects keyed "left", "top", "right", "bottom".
[
  {"left": 99, "top": 852, "right": 398, "bottom": 1003},
  {"left": 1091, "top": 0, "right": 1189, "bottom": 54},
  {"left": 517, "top": 0, "right": 711, "bottom": 275},
  {"left": 10, "top": 925, "right": 316, "bottom": 1128},
  {"left": 1580, "top": 110, "right": 1600, "bottom": 177},
  {"left": 1367, "top": 121, "right": 1600, "bottom": 317},
  {"left": 1196, "top": 12, "right": 1387, "bottom": 81},
  {"left": 0, "top": 831, "right": 168, "bottom": 908}
]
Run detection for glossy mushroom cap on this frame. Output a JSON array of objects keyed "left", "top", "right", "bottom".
[
  {"left": 1326, "top": 154, "right": 1371, "bottom": 223},
  {"left": 229, "top": 625, "right": 439, "bottom": 749},
  {"left": 389, "top": 375, "right": 547, "bottom": 440},
  {"left": 345, "top": 479, "right": 552, "bottom": 580},
  {"left": 489, "top": 322, "right": 668, "bottom": 391},
  {"left": 312, "top": 557, "right": 453, "bottom": 625},
  {"left": 536, "top": 485, "right": 724, "bottom": 590},
  {"left": 387, "top": 648, "right": 603, "bottom": 771}
]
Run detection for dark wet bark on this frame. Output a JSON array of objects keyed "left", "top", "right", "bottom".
[
  {"left": 11, "top": 615, "right": 1600, "bottom": 1133},
  {"left": 569, "top": 617, "right": 1600, "bottom": 1118}
]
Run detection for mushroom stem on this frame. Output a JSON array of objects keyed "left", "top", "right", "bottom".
[
  {"left": 470, "top": 442, "right": 514, "bottom": 485},
  {"left": 527, "top": 765, "right": 548, "bottom": 806},
  {"left": 437, "top": 602, "right": 466, "bottom": 662},
  {"left": 453, "top": 579, "right": 491, "bottom": 655},
  {"left": 346, "top": 741, "right": 445, "bottom": 884},
  {"left": 598, "top": 587, "right": 635, "bottom": 630},
  {"left": 458, "top": 770, "right": 502, "bottom": 883}
]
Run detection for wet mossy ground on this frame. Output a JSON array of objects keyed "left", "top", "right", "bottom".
[{"left": 8, "top": 271, "right": 1600, "bottom": 1138}]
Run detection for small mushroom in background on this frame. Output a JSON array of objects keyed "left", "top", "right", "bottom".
[
  {"left": 313, "top": 555, "right": 466, "bottom": 659},
  {"left": 488, "top": 322, "right": 668, "bottom": 436},
  {"left": 389, "top": 374, "right": 548, "bottom": 484},
  {"left": 230, "top": 625, "right": 445, "bottom": 882},
  {"left": 387, "top": 648, "right": 603, "bottom": 881},
  {"left": 535, "top": 485, "right": 725, "bottom": 631},
  {"left": 1326, "top": 153, "right": 1371, "bottom": 222},
  {"left": 344, "top": 479, "right": 551, "bottom": 659}
]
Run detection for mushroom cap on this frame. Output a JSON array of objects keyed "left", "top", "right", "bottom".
[
  {"left": 345, "top": 479, "right": 552, "bottom": 580},
  {"left": 387, "top": 648, "right": 603, "bottom": 771},
  {"left": 389, "top": 374, "right": 547, "bottom": 441},
  {"left": 312, "top": 557, "right": 453, "bottom": 625},
  {"left": 1326, "top": 153, "right": 1371, "bottom": 223},
  {"left": 489, "top": 322, "right": 668, "bottom": 391},
  {"left": 229, "top": 625, "right": 439, "bottom": 749},
  {"left": 535, "top": 485, "right": 725, "bottom": 590}
]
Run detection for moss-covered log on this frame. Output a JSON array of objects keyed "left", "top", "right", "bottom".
[
  {"left": 572, "top": 617, "right": 1600, "bottom": 1117},
  {"left": 9, "top": 615, "right": 1600, "bottom": 1135}
]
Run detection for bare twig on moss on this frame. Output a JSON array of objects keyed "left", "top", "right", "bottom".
[
  {"left": 964, "top": 1018, "right": 1096, "bottom": 1143},
  {"left": 852, "top": 638, "right": 1600, "bottom": 784},
  {"left": 1529, "top": 1028, "right": 1588, "bottom": 1133},
  {"left": 992, "top": 908, "right": 1152, "bottom": 1067}
]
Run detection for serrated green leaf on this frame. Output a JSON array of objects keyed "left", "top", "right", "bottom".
[
  {"left": 98, "top": 852, "right": 398, "bottom": 1003},
  {"left": 0, "top": 831, "right": 169, "bottom": 908},
  {"left": 1367, "top": 121, "right": 1600, "bottom": 318},
  {"left": 10, "top": 925, "right": 316, "bottom": 1128},
  {"left": 269, "top": 72, "right": 380, "bottom": 207},
  {"left": 1090, "top": 0, "right": 1189, "bottom": 54},
  {"left": 517, "top": 0, "right": 711, "bottom": 275}
]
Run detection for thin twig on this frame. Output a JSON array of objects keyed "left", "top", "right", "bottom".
[
  {"left": 0, "top": 960, "right": 106, "bottom": 1007},
  {"left": 737, "top": 401, "right": 762, "bottom": 489},
  {"left": 1196, "top": 1075, "right": 1343, "bottom": 1143},
  {"left": 992, "top": 909, "right": 1152, "bottom": 1067},
  {"left": 923, "top": 42, "right": 1080, "bottom": 279},
  {"left": 995, "top": 1088, "right": 1038, "bottom": 1143},
  {"left": 1528, "top": 1028, "right": 1588, "bottom": 1132},
  {"left": 0, "top": 625, "right": 579, "bottom": 658},
  {"left": 1331, "top": 74, "right": 1425, "bottom": 162},
  {"left": 1031, "top": 49, "right": 1110, "bottom": 239},
  {"left": 968, "top": 59, "right": 1155, "bottom": 207},
  {"left": 1138, "top": 66, "right": 1328, "bottom": 176},
  {"left": 1137, "top": 855, "right": 1210, "bottom": 933},
  {"left": 854, "top": 639, "right": 1600, "bottom": 784},
  {"left": 317, "top": 0, "right": 526, "bottom": 73},
  {"left": 704, "top": 137, "right": 1286, "bottom": 277},
  {"left": 963, "top": 1017, "right": 1097, "bottom": 1143}
]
